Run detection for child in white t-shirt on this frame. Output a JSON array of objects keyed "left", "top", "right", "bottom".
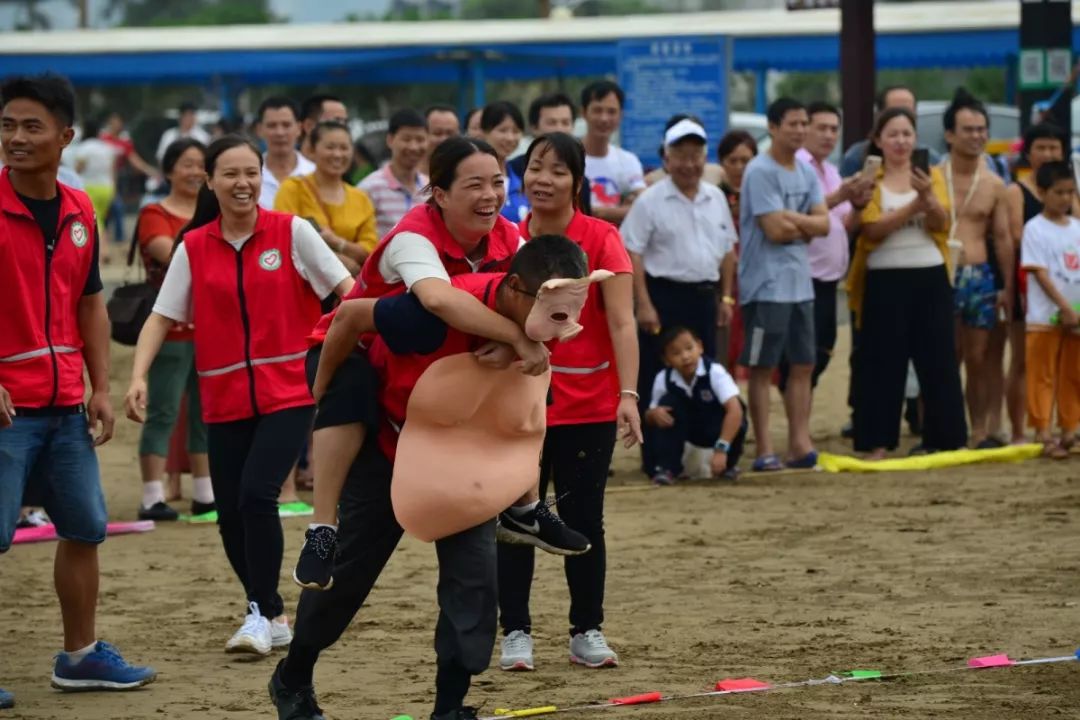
[{"left": 1020, "top": 160, "right": 1080, "bottom": 457}]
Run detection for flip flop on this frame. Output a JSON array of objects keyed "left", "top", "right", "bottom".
[
  {"left": 751, "top": 454, "right": 784, "bottom": 472},
  {"left": 786, "top": 450, "right": 819, "bottom": 469}
]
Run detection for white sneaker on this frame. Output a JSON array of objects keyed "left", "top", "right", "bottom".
[
  {"left": 569, "top": 629, "right": 618, "bottom": 668},
  {"left": 500, "top": 630, "right": 535, "bottom": 671},
  {"left": 270, "top": 616, "right": 292, "bottom": 649},
  {"left": 225, "top": 602, "right": 272, "bottom": 656}
]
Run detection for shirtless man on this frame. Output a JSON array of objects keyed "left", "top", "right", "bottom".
[{"left": 942, "top": 90, "right": 1012, "bottom": 448}]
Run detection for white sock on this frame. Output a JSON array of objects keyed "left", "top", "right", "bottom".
[
  {"left": 508, "top": 501, "right": 539, "bottom": 517},
  {"left": 65, "top": 641, "right": 97, "bottom": 663},
  {"left": 192, "top": 476, "right": 214, "bottom": 504},
  {"left": 308, "top": 523, "right": 337, "bottom": 532},
  {"left": 142, "top": 480, "right": 165, "bottom": 509}
]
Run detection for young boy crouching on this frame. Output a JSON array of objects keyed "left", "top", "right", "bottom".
[{"left": 644, "top": 326, "right": 747, "bottom": 485}]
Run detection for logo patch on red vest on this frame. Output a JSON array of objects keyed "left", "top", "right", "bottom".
[
  {"left": 70, "top": 221, "right": 88, "bottom": 248},
  {"left": 259, "top": 248, "right": 282, "bottom": 271}
]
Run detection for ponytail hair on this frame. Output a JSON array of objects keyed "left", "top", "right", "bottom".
[{"left": 176, "top": 184, "right": 222, "bottom": 247}]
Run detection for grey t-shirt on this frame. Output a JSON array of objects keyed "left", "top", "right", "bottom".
[{"left": 737, "top": 153, "right": 823, "bottom": 305}]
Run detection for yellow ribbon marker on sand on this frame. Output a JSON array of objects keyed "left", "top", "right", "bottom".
[
  {"left": 818, "top": 444, "right": 1043, "bottom": 473},
  {"left": 494, "top": 706, "right": 559, "bottom": 717}
]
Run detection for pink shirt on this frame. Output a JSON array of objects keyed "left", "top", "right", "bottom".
[
  {"left": 358, "top": 163, "right": 429, "bottom": 242},
  {"left": 797, "top": 148, "right": 850, "bottom": 282}
]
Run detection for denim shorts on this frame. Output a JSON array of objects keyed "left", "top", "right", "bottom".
[{"left": 0, "top": 413, "right": 108, "bottom": 553}]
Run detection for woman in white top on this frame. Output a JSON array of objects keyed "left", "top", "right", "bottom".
[
  {"left": 123, "top": 136, "right": 353, "bottom": 657},
  {"left": 848, "top": 107, "right": 968, "bottom": 459}
]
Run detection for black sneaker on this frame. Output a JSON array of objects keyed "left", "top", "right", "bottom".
[
  {"left": 269, "top": 660, "right": 325, "bottom": 720},
  {"left": 293, "top": 526, "right": 336, "bottom": 590},
  {"left": 190, "top": 500, "right": 216, "bottom": 517},
  {"left": 431, "top": 707, "right": 478, "bottom": 720},
  {"left": 496, "top": 504, "right": 590, "bottom": 556},
  {"left": 138, "top": 501, "right": 179, "bottom": 522}
]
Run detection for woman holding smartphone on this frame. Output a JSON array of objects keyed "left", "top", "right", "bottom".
[{"left": 847, "top": 107, "right": 968, "bottom": 459}]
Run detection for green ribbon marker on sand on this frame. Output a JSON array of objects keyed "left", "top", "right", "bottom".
[
  {"left": 389, "top": 715, "right": 413, "bottom": 720},
  {"left": 845, "top": 669, "right": 883, "bottom": 680}
]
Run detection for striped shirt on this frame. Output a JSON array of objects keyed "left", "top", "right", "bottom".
[{"left": 357, "top": 163, "right": 429, "bottom": 241}]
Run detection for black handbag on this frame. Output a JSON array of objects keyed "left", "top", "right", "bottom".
[{"left": 106, "top": 218, "right": 157, "bottom": 346}]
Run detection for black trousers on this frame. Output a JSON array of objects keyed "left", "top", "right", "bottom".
[
  {"left": 650, "top": 396, "right": 748, "bottom": 475},
  {"left": 282, "top": 437, "right": 497, "bottom": 711},
  {"left": 853, "top": 266, "right": 968, "bottom": 452},
  {"left": 847, "top": 310, "right": 860, "bottom": 412},
  {"left": 206, "top": 405, "right": 314, "bottom": 619},
  {"left": 498, "top": 422, "right": 616, "bottom": 636},
  {"left": 637, "top": 275, "right": 718, "bottom": 472},
  {"left": 779, "top": 278, "right": 838, "bottom": 392}
]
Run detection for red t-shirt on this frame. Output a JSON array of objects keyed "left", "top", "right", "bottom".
[
  {"left": 100, "top": 131, "right": 134, "bottom": 171},
  {"left": 520, "top": 210, "right": 632, "bottom": 426},
  {"left": 369, "top": 272, "right": 501, "bottom": 461},
  {"left": 137, "top": 203, "right": 193, "bottom": 342}
]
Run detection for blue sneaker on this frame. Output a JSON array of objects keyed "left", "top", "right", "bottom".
[
  {"left": 51, "top": 641, "right": 156, "bottom": 691},
  {"left": 0, "top": 688, "right": 13, "bottom": 709}
]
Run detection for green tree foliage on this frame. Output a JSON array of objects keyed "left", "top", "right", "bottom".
[
  {"left": 104, "top": 0, "right": 279, "bottom": 27},
  {"left": 460, "top": 0, "right": 539, "bottom": 20},
  {"left": 773, "top": 67, "right": 1008, "bottom": 106}
]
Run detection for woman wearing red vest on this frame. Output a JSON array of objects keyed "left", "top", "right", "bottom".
[
  {"left": 270, "top": 138, "right": 554, "bottom": 720},
  {"left": 124, "top": 136, "right": 353, "bottom": 657},
  {"left": 498, "top": 133, "right": 642, "bottom": 672},
  {"left": 289, "top": 137, "right": 554, "bottom": 592}
]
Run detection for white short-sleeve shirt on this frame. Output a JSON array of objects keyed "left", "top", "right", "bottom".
[
  {"left": 649, "top": 358, "right": 740, "bottom": 408},
  {"left": 154, "top": 215, "right": 349, "bottom": 322},
  {"left": 585, "top": 145, "right": 646, "bottom": 209},
  {"left": 621, "top": 177, "right": 736, "bottom": 284},
  {"left": 1021, "top": 213, "right": 1080, "bottom": 326},
  {"left": 259, "top": 152, "right": 316, "bottom": 210}
]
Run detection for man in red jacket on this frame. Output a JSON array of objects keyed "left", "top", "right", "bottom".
[{"left": 0, "top": 74, "right": 155, "bottom": 710}]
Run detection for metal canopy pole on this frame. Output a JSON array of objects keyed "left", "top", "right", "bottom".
[{"left": 840, "top": 0, "right": 875, "bottom": 152}]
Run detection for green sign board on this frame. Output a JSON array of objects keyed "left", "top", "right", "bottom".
[{"left": 1019, "top": 47, "right": 1073, "bottom": 90}]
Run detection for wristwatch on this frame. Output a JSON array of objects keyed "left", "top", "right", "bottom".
[{"left": 714, "top": 439, "right": 731, "bottom": 453}]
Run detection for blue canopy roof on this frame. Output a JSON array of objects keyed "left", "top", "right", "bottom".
[{"left": 0, "top": 3, "right": 1071, "bottom": 86}]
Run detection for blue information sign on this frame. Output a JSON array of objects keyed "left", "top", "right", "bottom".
[{"left": 617, "top": 36, "right": 730, "bottom": 169}]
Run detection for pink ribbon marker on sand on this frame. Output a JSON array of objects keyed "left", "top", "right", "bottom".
[
  {"left": 715, "top": 678, "right": 771, "bottom": 692},
  {"left": 968, "top": 654, "right": 1014, "bottom": 669}
]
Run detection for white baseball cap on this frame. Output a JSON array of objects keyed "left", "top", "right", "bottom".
[{"left": 664, "top": 118, "right": 707, "bottom": 146}]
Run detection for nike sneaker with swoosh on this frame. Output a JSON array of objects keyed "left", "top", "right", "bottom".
[{"left": 496, "top": 503, "right": 591, "bottom": 556}]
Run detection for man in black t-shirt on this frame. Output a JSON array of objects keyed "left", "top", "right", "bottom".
[{"left": 0, "top": 73, "right": 155, "bottom": 710}]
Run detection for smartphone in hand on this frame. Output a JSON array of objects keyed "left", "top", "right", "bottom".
[
  {"left": 861, "top": 155, "right": 882, "bottom": 179},
  {"left": 912, "top": 148, "right": 930, "bottom": 175}
]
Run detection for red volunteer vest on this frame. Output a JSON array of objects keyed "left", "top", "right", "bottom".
[
  {"left": 308, "top": 203, "right": 519, "bottom": 344},
  {"left": 519, "top": 211, "right": 630, "bottom": 426},
  {"left": 185, "top": 210, "right": 322, "bottom": 423},
  {"left": 368, "top": 273, "right": 501, "bottom": 461},
  {"left": 0, "top": 168, "right": 97, "bottom": 408}
]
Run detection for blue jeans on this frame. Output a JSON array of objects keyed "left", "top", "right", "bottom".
[{"left": 0, "top": 414, "right": 108, "bottom": 553}]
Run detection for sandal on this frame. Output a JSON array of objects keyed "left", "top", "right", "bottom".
[
  {"left": 1044, "top": 441, "right": 1070, "bottom": 460},
  {"left": 786, "top": 450, "right": 819, "bottom": 469},
  {"left": 751, "top": 454, "right": 784, "bottom": 472}
]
